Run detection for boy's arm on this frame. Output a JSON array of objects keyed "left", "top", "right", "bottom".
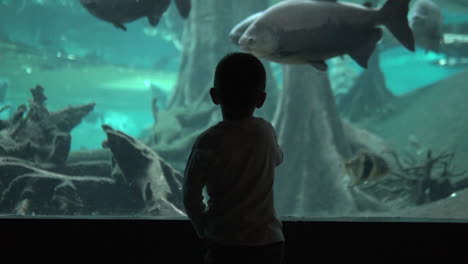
[
  {"left": 183, "top": 139, "right": 209, "bottom": 239},
  {"left": 273, "top": 128, "right": 283, "bottom": 166}
]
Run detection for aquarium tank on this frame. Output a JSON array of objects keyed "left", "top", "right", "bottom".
[{"left": 0, "top": 0, "right": 468, "bottom": 220}]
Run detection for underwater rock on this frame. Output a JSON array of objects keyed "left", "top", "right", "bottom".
[
  {"left": 338, "top": 49, "right": 395, "bottom": 122},
  {"left": 0, "top": 85, "right": 95, "bottom": 166},
  {"left": 361, "top": 69, "right": 468, "bottom": 175},
  {"left": 102, "top": 124, "right": 185, "bottom": 216},
  {"left": 341, "top": 119, "right": 391, "bottom": 156}
]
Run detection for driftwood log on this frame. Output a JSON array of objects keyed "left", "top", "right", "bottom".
[
  {"left": 0, "top": 85, "right": 95, "bottom": 166},
  {"left": 103, "top": 125, "right": 185, "bottom": 216},
  {"left": 0, "top": 86, "right": 186, "bottom": 216},
  {"left": 0, "top": 157, "right": 115, "bottom": 216}
]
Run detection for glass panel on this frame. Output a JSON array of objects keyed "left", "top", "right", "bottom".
[{"left": 0, "top": 0, "right": 467, "bottom": 221}]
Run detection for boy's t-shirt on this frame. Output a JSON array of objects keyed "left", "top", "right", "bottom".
[{"left": 183, "top": 116, "right": 284, "bottom": 246}]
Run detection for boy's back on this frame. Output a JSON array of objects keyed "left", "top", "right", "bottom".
[
  {"left": 185, "top": 116, "right": 283, "bottom": 245},
  {"left": 183, "top": 52, "right": 285, "bottom": 264}
]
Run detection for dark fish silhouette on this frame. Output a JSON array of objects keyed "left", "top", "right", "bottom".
[
  {"left": 238, "top": 0, "right": 415, "bottom": 71},
  {"left": 345, "top": 150, "right": 390, "bottom": 185},
  {"left": 80, "top": 0, "right": 191, "bottom": 31}
]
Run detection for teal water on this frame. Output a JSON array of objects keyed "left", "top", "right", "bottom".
[
  {"left": 380, "top": 47, "right": 464, "bottom": 95},
  {"left": 1, "top": 0, "right": 468, "bottom": 219}
]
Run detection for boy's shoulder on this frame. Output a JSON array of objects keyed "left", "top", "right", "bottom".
[
  {"left": 253, "top": 117, "right": 275, "bottom": 130},
  {"left": 192, "top": 123, "right": 223, "bottom": 149},
  {"left": 245, "top": 117, "right": 276, "bottom": 133},
  {"left": 206, "top": 117, "right": 273, "bottom": 132},
  {"left": 196, "top": 117, "right": 275, "bottom": 143}
]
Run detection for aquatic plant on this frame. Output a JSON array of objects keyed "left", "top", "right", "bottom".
[{"left": 359, "top": 145, "right": 467, "bottom": 208}]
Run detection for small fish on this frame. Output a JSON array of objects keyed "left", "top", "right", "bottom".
[
  {"left": 79, "top": 0, "right": 191, "bottom": 31},
  {"left": 409, "top": 0, "right": 443, "bottom": 52},
  {"left": 344, "top": 150, "right": 389, "bottom": 185},
  {"left": 238, "top": 0, "right": 415, "bottom": 71}
]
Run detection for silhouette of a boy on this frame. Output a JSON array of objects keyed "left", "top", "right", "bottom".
[{"left": 183, "top": 52, "right": 284, "bottom": 264}]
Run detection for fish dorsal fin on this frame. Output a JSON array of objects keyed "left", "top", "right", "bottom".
[
  {"left": 309, "top": 60, "right": 328, "bottom": 71},
  {"left": 363, "top": 2, "right": 373, "bottom": 8},
  {"left": 348, "top": 28, "right": 382, "bottom": 68},
  {"left": 148, "top": 15, "right": 162, "bottom": 26},
  {"left": 175, "top": 0, "right": 191, "bottom": 18},
  {"left": 112, "top": 22, "right": 127, "bottom": 31},
  {"left": 148, "top": 0, "right": 170, "bottom": 26}
]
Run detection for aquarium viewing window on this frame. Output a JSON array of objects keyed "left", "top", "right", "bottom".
[{"left": 0, "top": 0, "right": 468, "bottom": 221}]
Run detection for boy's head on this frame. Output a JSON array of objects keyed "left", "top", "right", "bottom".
[{"left": 210, "top": 52, "right": 267, "bottom": 119}]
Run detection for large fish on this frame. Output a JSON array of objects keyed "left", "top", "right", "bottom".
[
  {"left": 238, "top": 0, "right": 415, "bottom": 71},
  {"left": 409, "top": 0, "right": 443, "bottom": 53},
  {"left": 229, "top": 12, "right": 264, "bottom": 46},
  {"left": 79, "top": 0, "right": 191, "bottom": 31},
  {"left": 229, "top": 0, "right": 337, "bottom": 45}
]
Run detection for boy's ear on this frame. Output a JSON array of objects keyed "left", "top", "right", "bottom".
[
  {"left": 255, "top": 91, "right": 266, "bottom": 108},
  {"left": 210, "top": 87, "right": 221, "bottom": 105}
]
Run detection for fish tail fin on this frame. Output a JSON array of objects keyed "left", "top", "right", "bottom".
[
  {"left": 348, "top": 28, "right": 382, "bottom": 68},
  {"left": 380, "top": 0, "right": 415, "bottom": 52}
]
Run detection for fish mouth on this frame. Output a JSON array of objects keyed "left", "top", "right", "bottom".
[
  {"left": 238, "top": 37, "right": 251, "bottom": 51},
  {"left": 239, "top": 43, "right": 250, "bottom": 51},
  {"left": 229, "top": 33, "right": 241, "bottom": 46}
]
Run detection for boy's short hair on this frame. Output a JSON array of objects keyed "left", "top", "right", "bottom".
[{"left": 214, "top": 52, "right": 266, "bottom": 108}]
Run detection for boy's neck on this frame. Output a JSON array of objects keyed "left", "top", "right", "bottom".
[
  {"left": 222, "top": 114, "right": 254, "bottom": 121},
  {"left": 221, "top": 106, "right": 255, "bottom": 121}
]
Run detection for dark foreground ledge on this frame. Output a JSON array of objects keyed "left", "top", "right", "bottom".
[{"left": 1, "top": 216, "right": 467, "bottom": 262}]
